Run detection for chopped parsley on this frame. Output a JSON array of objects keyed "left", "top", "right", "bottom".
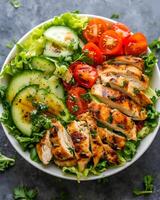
[
  {"left": 68, "top": 147, "right": 74, "bottom": 155},
  {"left": 0, "top": 152, "right": 15, "bottom": 172},
  {"left": 13, "top": 185, "right": 38, "bottom": 200},
  {"left": 6, "top": 40, "right": 16, "bottom": 49},
  {"left": 80, "top": 93, "right": 91, "bottom": 101},
  {"left": 90, "top": 130, "right": 97, "bottom": 137},
  {"left": 155, "top": 89, "right": 160, "bottom": 97},
  {"left": 107, "top": 115, "right": 113, "bottom": 123},
  {"left": 10, "top": 0, "right": 21, "bottom": 9},
  {"left": 72, "top": 105, "right": 79, "bottom": 112},
  {"left": 133, "top": 175, "right": 154, "bottom": 196},
  {"left": 110, "top": 13, "right": 120, "bottom": 19},
  {"left": 133, "top": 88, "right": 140, "bottom": 94},
  {"left": 70, "top": 95, "right": 77, "bottom": 102}
]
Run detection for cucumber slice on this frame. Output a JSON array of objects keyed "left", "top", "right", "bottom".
[
  {"left": 31, "top": 56, "right": 56, "bottom": 74},
  {"left": 35, "top": 89, "right": 70, "bottom": 122},
  {"left": 7, "top": 70, "right": 64, "bottom": 103},
  {"left": 7, "top": 70, "right": 43, "bottom": 103},
  {"left": 43, "top": 41, "right": 73, "bottom": 57},
  {"left": 12, "top": 85, "right": 70, "bottom": 136},
  {"left": 44, "top": 26, "right": 79, "bottom": 49},
  {"left": 12, "top": 85, "right": 37, "bottom": 136}
]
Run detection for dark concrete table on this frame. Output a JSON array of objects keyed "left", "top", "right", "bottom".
[{"left": 0, "top": 0, "right": 160, "bottom": 199}]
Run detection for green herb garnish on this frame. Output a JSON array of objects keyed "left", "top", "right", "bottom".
[
  {"left": 133, "top": 88, "right": 140, "bottom": 94},
  {"left": 110, "top": 13, "right": 120, "bottom": 19},
  {"left": 6, "top": 40, "right": 16, "bottom": 49},
  {"left": 13, "top": 185, "right": 38, "bottom": 200},
  {"left": 72, "top": 105, "right": 79, "bottom": 112},
  {"left": 0, "top": 153, "right": 15, "bottom": 172},
  {"left": 155, "top": 89, "right": 160, "bottom": 97},
  {"left": 81, "top": 93, "right": 91, "bottom": 101},
  {"left": 10, "top": 0, "right": 21, "bottom": 9},
  {"left": 133, "top": 175, "right": 154, "bottom": 196}
]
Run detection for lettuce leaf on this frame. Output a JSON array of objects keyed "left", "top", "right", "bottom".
[{"left": 52, "top": 12, "right": 88, "bottom": 34}]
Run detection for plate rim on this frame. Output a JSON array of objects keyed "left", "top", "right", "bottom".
[{"left": 1, "top": 13, "right": 160, "bottom": 181}]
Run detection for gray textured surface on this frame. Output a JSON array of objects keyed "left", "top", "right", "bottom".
[{"left": 0, "top": 0, "right": 160, "bottom": 199}]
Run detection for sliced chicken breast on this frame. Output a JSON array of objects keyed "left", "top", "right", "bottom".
[
  {"left": 36, "top": 130, "right": 53, "bottom": 165},
  {"left": 89, "top": 101, "right": 137, "bottom": 140},
  {"left": 77, "top": 112, "right": 97, "bottom": 133},
  {"left": 106, "top": 56, "right": 144, "bottom": 71},
  {"left": 78, "top": 112, "right": 104, "bottom": 166},
  {"left": 54, "top": 158, "right": 77, "bottom": 167},
  {"left": 99, "top": 74, "right": 152, "bottom": 106},
  {"left": 103, "top": 144, "right": 119, "bottom": 164},
  {"left": 90, "top": 134, "right": 104, "bottom": 167},
  {"left": 50, "top": 120, "right": 74, "bottom": 161},
  {"left": 101, "top": 63, "right": 143, "bottom": 79},
  {"left": 67, "top": 120, "right": 92, "bottom": 172},
  {"left": 91, "top": 84, "right": 147, "bottom": 121},
  {"left": 98, "top": 64, "right": 149, "bottom": 90},
  {"left": 97, "top": 127, "right": 126, "bottom": 149}
]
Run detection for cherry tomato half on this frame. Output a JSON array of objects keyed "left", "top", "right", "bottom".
[
  {"left": 124, "top": 32, "right": 148, "bottom": 56},
  {"left": 73, "top": 63, "right": 98, "bottom": 88},
  {"left": 99, "top": 30, "right": 123, "bottom": 55},
  {"left": 83, "top": 18, "right": 108, "bottom": 44},
  {"left": 112, "top": 22, "right": 131, "bottom": 38},
  {"left": 83, "top": 42, "right": 104, "bottom": 65},
  {"left": 66, "top": 87, "right": 89, "bottom": 115}
]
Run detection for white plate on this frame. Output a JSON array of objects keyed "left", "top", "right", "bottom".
[{"left": 0, "top": 14, "right": 160, "bottom": 181}]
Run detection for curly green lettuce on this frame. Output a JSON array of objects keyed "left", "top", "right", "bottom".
[{"left": 1, "top": 11, "right": 88, "bottom": 77}]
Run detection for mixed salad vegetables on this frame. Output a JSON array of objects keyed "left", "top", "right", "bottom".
[{"left": 0, "top": 12, "right": 159, "bottom": 178}]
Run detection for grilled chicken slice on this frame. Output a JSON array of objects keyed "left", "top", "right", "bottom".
[
  {"left": 67, "top": 120, "right": 92, "bottom": 172},
  {"left": 98, "top": 64, "right": 149, "bottom": 90},
  {"left": 89, "top": 101, "right": 137, "bottom": 140},
  {"left": 103, "top": 144, "right": 119, "bottom": 164},
  {"left": 99, "top": 74, "right": 152, "bottom": 106},
  {"left": 97, "top": 127, "right": 126, "bottom": 149},
  {"left": 90, "top": 134, "right": 104, "bottom": 167},
  {"left": 36, "top": 131, "right": 53, "bottom": 165},
  {"left": 101, "top": 63, "right": 143, "bottom": 79},
  {"left": 106, "top": 56, "right": 144, "bottom": 71},
  {"left": 54, "top": 158, "right": 77, "bottom": 167},
  {"left": 91, "top": 84, "right": 147, "bottom": 121},
  {"left": 50, "top": 120, "right": 74, "bottom": 161},
  {"left": 78, "top": 112, "right": 104, "bottom": 167},
  {"left": 77, "top": 112, "right": 97, "bottom": 133}
]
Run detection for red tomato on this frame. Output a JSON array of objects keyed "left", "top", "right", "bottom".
[
  {"left": 124, "top": 32, "right": 148, "bottom": 56},
  {"left": 62, "top": 62, "right": 82, "bottom": 90},
  {"left": 112, "top": 22, "right": 131, "bottom": 38},
  {"left": 66, "top": 87, "right": 89, "bottom": 115},
  {"left": 99, "top": 30, "right": 123, "bottom": 55},
  {"left": 73, "top": 63, "right": 98, "bottom": 88},
  {"left": 83, "top": 18, "right": 108, "bottom": 44},
  {"left": 83, "top": 42, "right": 104, "bottom": 65}
]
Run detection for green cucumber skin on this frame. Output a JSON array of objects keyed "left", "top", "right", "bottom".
[
  {"left": 11, "top": 85, "right": 70, "bottom": 136},
  {"left": 7, "top": 70, "right": 64, "bottom": 103},
  {"left": 31, "top": 56, "right": 56, "bottom": 73}
]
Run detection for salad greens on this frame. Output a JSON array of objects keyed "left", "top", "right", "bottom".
[
  {"left": 0, "top": 11, "right": 159, "bottom": 179},
  {"left": 0, "top": 152, "right": 15, "bottom": 171},
  {"left": 149, "top": 38, "right": 160, "bottom": 54},
  {"left": 133, "top": 175, "right": 154, "bottom": 196},
  {"left": 13, "top": 185, "right": 38, "bottom": 200},
  {"left": 143, "top": 52, "right": 157, "bottom": 76}
]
